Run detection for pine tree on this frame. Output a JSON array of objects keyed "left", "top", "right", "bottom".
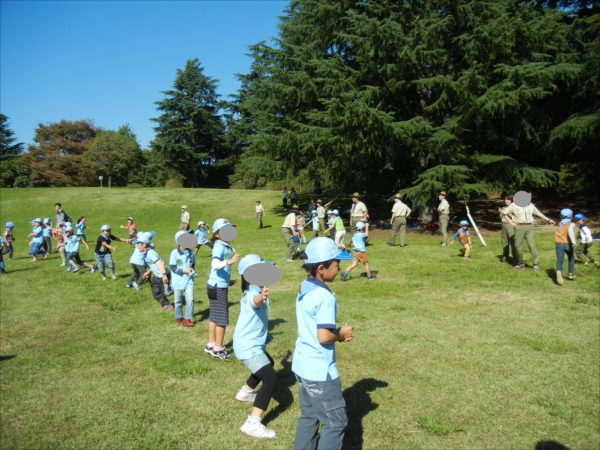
[
  {"left": 0, "top": 114, "right": 24, "bottom": 161},
  {"left": 151, "top": 59, "right": 226, "bottom": 188}
]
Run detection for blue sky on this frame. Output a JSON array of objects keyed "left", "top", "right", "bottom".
[{"left": 1, "top": 0, "right": 288, "bottom": 149}]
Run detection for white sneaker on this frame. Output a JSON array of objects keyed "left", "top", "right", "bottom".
[
  {"left": 240, "top": 418, "right": 276, "bottom": 439},
  {"left": 236, "top": 386, "right": 257, "bottom": 402},
  {"left": 556, "top": 270, "right": 563, "bottom": 285}
]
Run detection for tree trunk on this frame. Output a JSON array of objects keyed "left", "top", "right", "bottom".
[{"left": 109, "top": 175, "right": 112, "bottom": 189}]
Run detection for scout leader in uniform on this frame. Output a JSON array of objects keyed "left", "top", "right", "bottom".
[
  {"left": 502, "top": 190, "right": 555, "bottom": 271},
  {"left": 388, "top": 194, "right": 411, "bottom": 247},
  {"left": 437, "top": 191, "right": 450, "bottom": 246},
  {"left": 350, "top": 192, "right": 369, "bottom": 238}
]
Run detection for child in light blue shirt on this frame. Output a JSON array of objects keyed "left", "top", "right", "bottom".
[
  {"left": 0, "top": 235, "right": 7, "bottom": 274},
  {"left": 42, "top": 218, "right": 53, "bottom": 254},
  {"left": 233, "top": 255, "right": 278, "bottom": 439},
  {"left": 194, "top": 221, "right": 213, "bottom": 256},
  {"left": 341, "top": 222, "right": 375, "bottom": 281},
  {"left": 27, "top": 219, "right": 47, "bottom": 262},
  {"left": 205, "top": 218, "right": 241, "bottom": 360},
  {"left": 170, "top": 231, "right": 196, "bottom": 327},
  {"left": 293, "top": 238, "right": 354, "bottom": 450},
  {"left": 127, "top": 235, "right": 148, "bottom": 291},
  {"left": 64, "top": 227, "right": 94, "bottom": 273}
]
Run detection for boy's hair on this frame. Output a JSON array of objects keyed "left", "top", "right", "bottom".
[
  {"left": 505, "top": 194, "right": 513, "bottom": 201},
  {"left": 303, "top": 259, "right": 335, "bottom": 277},
  {"left": 55, "top": 203, "right": 62, "bottom": 207}
]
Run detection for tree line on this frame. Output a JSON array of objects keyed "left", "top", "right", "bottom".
[{"left": 1, "top": 0, "right": 597, "bottom": 202}]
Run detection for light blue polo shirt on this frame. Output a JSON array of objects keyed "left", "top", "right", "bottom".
[
  {"left": 195, "top": 227, "right": 209, "bottom": 244},
  {"left": 145, "top": 248, "right": 169, "bottom": 278},
  {"left": 207, "top": 240, "right": 234, "bottom": 288},
  {"left": 76, "top": 222, "right": 86, "bottom": 236},
  {"left": 233, "top": 285, "right": 269, "bottom": 360},
  {"left": 352, "top": 232, "right": 367, "bottom": 252},
  {"left": 129, "top": 247, "right": 146, "bottom": 266},
  {"left": 65, "top": 235, "right": 81, "bottom": 254},
  {"left": 292, "top": 277, "right": 339, "bottom": 382},
  {"left": 169, "top": 247, "right": 195, "bottom": 290},
  {"left": 31, "top": 226, "right": 44, "bottom": 244},
  {"left": 43, "top": 225, "right": 52, "bottom": 238}
]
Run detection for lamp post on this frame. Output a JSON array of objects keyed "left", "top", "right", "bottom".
[{"left": 99, "top": 176, "right": 103, "bottom": 188}]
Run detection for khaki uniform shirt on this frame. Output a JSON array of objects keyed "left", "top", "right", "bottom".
[
  {"left": 438, "top": 199, "right": 449, "bottom": 214},
  {"left": 317, "top": 206, "right": 325, "bottom": 219},
  {"left": 503, "top": 202, "right": 543, "bottom": 224},
  {"left": 282, "top": 212, "right": 296, "bottom": 228},
  {"left": 352, "top": 201, "right": 367, "bottom": 218},
  {"left": 180, "top": 211, "right": 190, "bottom": 224},
  {"left": 501, "top": 206, "right": 512, "bottom": 224},
  {"left": 256, "top": 204, "right": 264, "bottom": 214},
  {"left": 392, "top": 201, "right": 411, "bottom": 218}
]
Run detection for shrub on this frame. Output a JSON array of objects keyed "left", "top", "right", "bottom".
[{"left": 164, "top": 178, "right": 183, "bottom": 189}]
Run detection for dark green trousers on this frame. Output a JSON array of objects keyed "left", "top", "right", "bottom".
[{"left": 390, "top": 216, "right": 407, "bottom": 246}]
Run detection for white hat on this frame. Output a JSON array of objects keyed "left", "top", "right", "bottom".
[
  {"left": 181, "top": 205, "right": 187, "bottom": 209},
  {"left": 332, "top": 209, "right": 339, "bottom": 215},
  {"left": 304, "top": 237, "right": 353, "bottom": 263}
]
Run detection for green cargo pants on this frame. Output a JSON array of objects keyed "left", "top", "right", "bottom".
[
  {"left": 390, "top": 216, "right": 407, "bottom": 246},
  {"left": 281, "top": 228, "right": 295, "bottom": 260},
  {"left": 439, "top": 213, "right": 449, "bottom": 245},
  {"left": 514, "top": 224, "right": 539, "bottom": 267},
  {"left": 501, "top": 223, "right": 516, "bottom": 260}
]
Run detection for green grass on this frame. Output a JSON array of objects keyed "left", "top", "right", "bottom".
[{"left": 1, "top": 187, "right": 599, "bottom": 449}]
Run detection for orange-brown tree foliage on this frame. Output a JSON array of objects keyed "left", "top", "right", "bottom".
[{"left": 25, "top": 120, "right": 102, "bottom": 186}]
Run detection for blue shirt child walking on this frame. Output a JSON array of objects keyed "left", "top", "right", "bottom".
[{"left": 170, "top": 231, "right": 196, "bottom": 327}]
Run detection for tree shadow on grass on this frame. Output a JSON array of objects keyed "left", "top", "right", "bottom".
[
  {"left": 535, "top": 440, "right": 570, "bottom": 450},
  {"left": 342, "top": 378, "right": 389, "bottom": 450},
  {"left": 262, "top": 350, "right": 296, "bottom": 425},
  {"left": 2, "top": 267, "right": 37, "bottom": 273}
]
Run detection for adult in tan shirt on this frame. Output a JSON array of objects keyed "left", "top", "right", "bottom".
[
  {"left": 180, "top": 205, "right": 190, "bottom": 230},
  {"left": 388, "top": 194, "right": 411, "bottom": 247},
  {"left": 502, "top": 191, "right": 555, "bottom": 270},
  {"left": 281, "top": 205, "right": 299, "bottom": 262},
  {"left": 350, "top": 192, "right": 369, "bottom": 238}
]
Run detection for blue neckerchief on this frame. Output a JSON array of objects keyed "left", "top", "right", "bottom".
[{"left": 305, "top": 276, "right": 331, "bottom": 293}]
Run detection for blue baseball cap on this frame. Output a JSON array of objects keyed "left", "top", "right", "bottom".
[
  {"left": 212, "top": 218, "right": 232, "bottom": 233},
  {"left": 460, "top": 220, "right": 469, "bottom": 226},
  {"left": 5, "top": 222, "right": 14, "bottom": 228},
  {"left": 64, "top": 222, "right": 72, "bottom": 227},
  {"left": 197, "top": 221, "right": 206, "bottom": 226},
  {"left": 101, "top": 225, "right": 111, "bottom": 231},
  {"left": 304, "top": 237, "right": 353, "bottom": 263},
  {"left": 59, "top": 221, "right": 65, "bottom": 226},
  {"left": 560, "top": 208, "right": 573, "bottom": 218},
  {"left": 43, "top": 218, "right": 50, "bottom": 224},
  {"left": 355, "top": 222, "right": 365, "bottom": 230},
  {"left": 326, "top": 210, "right": 332, "bottom": 215},
  {"left": 238, "top": 254, "right": 274, "bottom": 276},
  {"left": 33, "top": 218, "right": 42, "bottom": 223},
  {"left": 174, "top": 230, "right": 188, "bottom": 244},
  {"left": 147, "top": 231, "right": 156, "bottom": 239},
  {"left": 133, "top": 232, "right": 153, "bottom": 246},
  {"left": 64, "top": 227, "right": 73, "bottom": 233},
  {"left": 127, "top": 217, "right": 133, "bottom": 221},
  {"left": 574, "top": 213, "right": 585, "bottom": 221},
  {"left": 332, "top": 209, "right": 339, "bottom": 215}
]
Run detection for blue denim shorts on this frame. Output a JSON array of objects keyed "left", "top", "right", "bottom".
[
  {"left": 242, "top": 350, "right": 271, "bottom": 374},
  {"left": 94, "top": 252, "right": 114, "bottom": 271}
]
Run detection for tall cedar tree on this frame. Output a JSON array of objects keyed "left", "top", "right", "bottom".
[
  {"left": 25, "top": 120, "right": 100, "bottom": 187},
  {"left": 229, "top": 0, "right": 597, "bottom": 202},
  {"left": 151, "top": 59, "right": 227, "bottom": 188},
  {"left": 0, "top": 114, "right": 29, "bottom": 188},
  {"left": 0, "top": 114, "right": 24, "bottom": 161}
]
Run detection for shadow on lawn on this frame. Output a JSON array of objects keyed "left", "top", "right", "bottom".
[
  {"left": 0, "top": 355, "right": 16, "bottom": 362},
  {"left": 263, "top": 350, "right": 295, "bottom": 425},
  {"left": 343, "top": 378, "right": 389, "bottom": 450},
  {"left": 535, "top": 440, "right": 570, "bottom": 450}
]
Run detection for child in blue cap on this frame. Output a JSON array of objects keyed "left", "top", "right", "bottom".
[
  {"left": 555, "top": 208, "right": 577, "bottom": 285},
  {"left": 233, "top": 254, "right": 278, "bottom": 439},
  {"left": 194, "top": 221, "right": 213, "bottom": 256},
  {"left": 170, "top": 231, "right": 196, "bottom": 327},
  {"left": 42, "top": 218, "right": 53, "bottom": 254},
  {"left": 450, "top": 220, "right": 472, "bottom": 259},
  {"left": 135, "top": 232, "right": 174, "bottom": 311},
  {"left": 341, "top": 222, "right": 375, "bottom": 281},
  {"left": 0, "top": 235, "right": 7, "bottom": 273},
  {"left": 27, "top": 219, "right": 47, "bottom": 262},
  {"left": 205, "top": 218, "right": 241, "bottom": 359},
  {"left": 63, "top": 227, "right": 94, "bottom": 273},
  {"left": 3, "top": 222, "right": 15, "bottom": 260},
  {"left": 293, "top": 237, "right": 354, "bottom": 450},
  {"left": 126, "top": 232, "right": 149, "bottom": 291},
  {"left": 120, "top": 217, "right": 137, "bottom": 246},
  {"left": 574, "top": 213, "right": 597, "bottom": 266},
  {"left": 94, "top": 225, "right": 130, "bottom": 280}
]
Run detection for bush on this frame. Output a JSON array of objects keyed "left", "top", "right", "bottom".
[
  {"left": 164, "top": 178, "right": 183, "bottom": 189},
  {"left": 127, "top": 183, "right": 143, "bottom": 188}
]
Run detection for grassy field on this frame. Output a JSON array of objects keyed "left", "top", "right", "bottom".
[{"left": 0, "top": 187, "right": 598, "bottom": 449}]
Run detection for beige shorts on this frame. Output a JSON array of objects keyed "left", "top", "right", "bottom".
[{"left": 353, "top": 251, "right": 368, "bottom": 263}]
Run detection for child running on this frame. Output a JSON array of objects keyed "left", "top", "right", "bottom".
[
  {"left": 325, "top": 210, "right": 346, "bottom": 249},
  {"left": 297, "top": 212, "right": 307, "bottom": 244},
  {"left": 293, "top": 237, "right": 354, "bottom": 450},
  {"left": 53, "top": 222, "right": 68, "bottom": 267},
  {"left": 136, "top": 232, "right": 174, "bottom": 311},
  {"left": 574, "top": 213, "right": 597, "bottom": 266},
  {"left": 126, "top": 231, "right": 149, "bottom": 291},
  {"left": 3, "top": 222, "right": 15, "bottom": 261},
  {"left": 341, "top": 222, "right": 375, "bottom": 281},
  {"left": 233, "top": 254, "right": 278, "bottom": 439},
  {"left": 205, "top": 218, "right": 241, "bottom": 360},
  {"left": 120, "top": 217, "right": 137, "bottom": 246},
  {"left": 170, "top": 231, "right": 196, "bottom": 327},
  {"left": 75, "top": 216, "right": 89, "bottom": 244},
  {"left": 63, "top": 226, "right": 94, "bottom": 273},
  {"left": 194, "top": 221, "right": 213, "bottom": 256},
  {"left": 94, "top": 225, "right": 129, "bottom": 280},
  {"left": 27, "top": 218, "right": 47, "bottom": 262},
  {"left": 0, "top": 235, "right": 7, "bottom": 274},
  {"left": 450, "top": 220, "right": 473, "bottom": 259},
  {"left": 555, "top": 208, "right": 577, "bottom": 285},
  {"left": 311, "top": 211, "right": 319, "bottom": 240},
  {"left": 42, "top": 218, "right": 53, "bottom": 254}
]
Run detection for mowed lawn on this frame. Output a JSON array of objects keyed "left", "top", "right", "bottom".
[{"left": 0, "top": 188, "right": 598, "bottom": 449}]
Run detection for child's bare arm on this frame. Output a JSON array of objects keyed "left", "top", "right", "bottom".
[{"left": 317, "top": 324, "right": 354, "bottom": 344}]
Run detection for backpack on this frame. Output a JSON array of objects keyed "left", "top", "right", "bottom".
[{"left": 63, "top": 211, "right": 72, "bottom": 224}]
